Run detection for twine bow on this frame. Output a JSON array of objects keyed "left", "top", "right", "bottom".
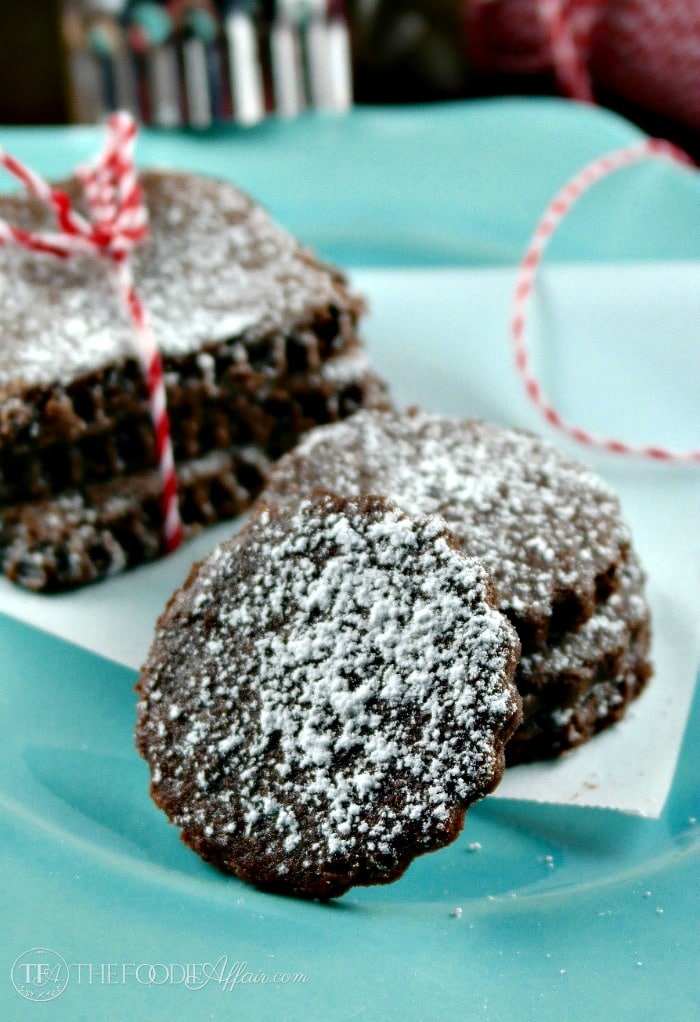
[{"left": 0, "top": 112, "right": 183, "bottom": 551}]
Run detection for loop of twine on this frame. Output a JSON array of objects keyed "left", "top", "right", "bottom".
[{"left": 511, "top": 136, "right": 700, "bottom": 463}]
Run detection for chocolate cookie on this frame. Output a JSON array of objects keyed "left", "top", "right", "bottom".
[
  {"left": 0, "top": 171, "right": 387, "bottom": 590},
  {"left": 136, "top": 493, "right": 521, "bottom": 899},
  {"left": 257, "top": 409, "right": 631, "bottom": 649}
]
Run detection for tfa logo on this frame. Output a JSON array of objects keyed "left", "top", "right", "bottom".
[{"left": 11, "top": 949, "right": 69, "bottom": 1001}]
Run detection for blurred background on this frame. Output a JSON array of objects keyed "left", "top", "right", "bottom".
[{"left": 0, "top": 1, "right": 697, "bottom": 156}]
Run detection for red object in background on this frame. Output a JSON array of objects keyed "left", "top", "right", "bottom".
[
  {"left": 465, "top": 0, "right": 700, "bottom": 133},
  {"left": 592, "top": 1, "right": 700, "bottom": 132}
]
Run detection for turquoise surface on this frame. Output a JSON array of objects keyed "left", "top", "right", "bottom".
[
  {"left": 2, "top": 613, "right": 698, "bottom": 1021},
  {"left": 3, "top": 98, "right": 700, "bottom": 267},
  {"left": 1, "top": 100, "right": 698, "bottom": 1020}
]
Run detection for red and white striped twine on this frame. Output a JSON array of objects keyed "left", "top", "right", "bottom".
[
  {"left": 511, "top": 136, "right": 700, "bottom": 463},
  {"left": 0, "top": 112, "right": 184, "bottom": 550}
]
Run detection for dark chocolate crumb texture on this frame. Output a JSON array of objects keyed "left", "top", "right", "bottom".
[
  {"left": 137, "top": 494, "right": 521, "bottom": 899},
  {"left": 0, "top": 171, "right": 387, "bottom": 589},
  {"left": 508, "top": 632, "right": 651, "bottom": 765},
  {"left": 515, "top": 553, "right": 649, "bottom": 701},
  {"left": 509, "top": 554, "right": 652, "bottom": 763}
]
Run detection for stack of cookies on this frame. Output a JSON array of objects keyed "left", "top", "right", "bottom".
[
  {"left": 137, "top": 409, "right": 652, "bottom": 899},
  {"left": 0, "top": 171, "right": 386, "bottom": 591},
  {"left": 255, "top": 409, "right": 653, "bottom": 764}
]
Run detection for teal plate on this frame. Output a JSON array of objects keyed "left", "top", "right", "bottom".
[
  {"left": 1, "top": 100, "right": 699, "bottom": 1021},
  {"left": 3, "top": 97, "right": 700, "bottom": 267}
]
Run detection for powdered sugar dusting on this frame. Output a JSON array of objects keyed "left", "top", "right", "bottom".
[
  {"left": 137, "top": 494, "right": 521, "bottom": 895},
  {"left": 0, "top": 171, "right": 356, "bottom": 387},
  {"left": 259, "top": 410, "right": 631, "bottom": 633}
]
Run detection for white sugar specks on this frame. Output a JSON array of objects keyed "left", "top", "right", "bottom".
[
  {"left": 259, "top": 410, "right": 630, "bottom": 630},
  {"left": 137, "top": 494, "right": 521, "bottom": 893},
  {"left": 0, "top": 171, "right": 357, "bottom": 388}
]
